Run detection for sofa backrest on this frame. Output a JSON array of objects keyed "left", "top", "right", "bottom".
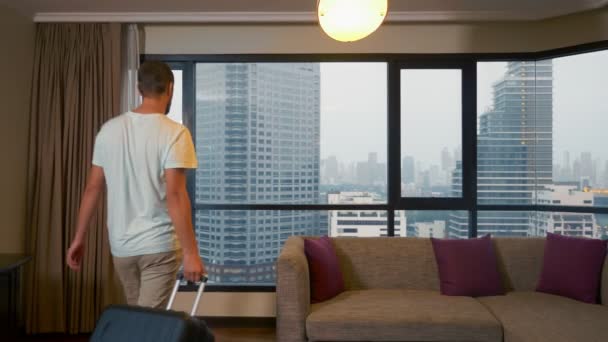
[
  {"left": 329, "top": 237, "right": 608, "bottom": 298},
  {"left": 491, "top": 238, "right": 545, "bottom": 291},
  {"left": 331, "top": 237, "right": 440, "bottom": 291}
]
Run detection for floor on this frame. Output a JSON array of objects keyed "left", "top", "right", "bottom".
[{"left": 14, "top": 327, "right": 276, "bottom": 342}]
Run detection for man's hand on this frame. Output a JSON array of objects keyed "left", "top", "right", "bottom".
[
  {"left": 183, "top": 252, "right": 206, "bottom": 282},
  {"left": 166, "top": 168, "right": 205, "bottom": 282},
  {"left": 67, "top": 237, "right": 86, "bottom": 271},
  {"left": 66, "top": 165, "right": 105, "bottom": 272}
]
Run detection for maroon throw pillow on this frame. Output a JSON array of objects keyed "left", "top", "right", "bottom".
[
  {"left": 304, "top": 236, "right": 345, "bottom": 303},
  {"left": 431, "top": 235, "right": 504, "bottom": 297},
  {"left": 536, "top": 233, "right": 608, "bottom": 304}
]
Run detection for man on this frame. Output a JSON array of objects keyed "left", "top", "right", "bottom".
[{"left": 66, "top": 61, "right": 205, "bottom": 309}]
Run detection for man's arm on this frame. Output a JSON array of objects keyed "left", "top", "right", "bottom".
[
  {"left": 67, "top": 165, "right": 105, "bottom": 271},
  {"left": 165, "top": 168, "right": 205, "bottom": 282}
]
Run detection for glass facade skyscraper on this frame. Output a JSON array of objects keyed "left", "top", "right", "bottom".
[
  {"left": 194, "top": 63, "right": 323, "bottom": 284},
  {"left": 449, "top": 61, "right": 554, "bottom": 238}
]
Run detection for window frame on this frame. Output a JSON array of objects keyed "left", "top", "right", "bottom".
[{"left": 143, "top": 40, "right": 608, "bottom": 291}]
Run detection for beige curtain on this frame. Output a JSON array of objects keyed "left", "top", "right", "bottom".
[{"left": 25, "top": 23, "right": 124, "bottom": 334}]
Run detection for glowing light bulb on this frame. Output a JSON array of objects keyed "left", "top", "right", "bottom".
[{"left": 318, "top": 0, "right": 388, "bottom": 42}]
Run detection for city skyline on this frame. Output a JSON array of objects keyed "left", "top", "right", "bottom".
[{"left": 318, "top": 51, "right": 608, "bottom": 166}]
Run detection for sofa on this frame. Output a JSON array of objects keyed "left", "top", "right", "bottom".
[{"left": 276, "top": 236, "right": 608, "bottom": 342}]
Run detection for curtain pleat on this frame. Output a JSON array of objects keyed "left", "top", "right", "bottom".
[{"left": 25, "top": 23, "right": 124, "bottom": 334}]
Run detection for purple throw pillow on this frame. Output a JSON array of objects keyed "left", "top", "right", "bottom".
[
  {"left": 304, "top": 236, "right": 345, "bottom": 303},
  {"left": 431, "top": 235, "right": 504, "bottom": 297},
  {"left": 536, "top": 233, "right": 608, "bottom": 304}
]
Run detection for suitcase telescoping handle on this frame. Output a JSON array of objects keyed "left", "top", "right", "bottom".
[{"left": 166, "top": 273, "right": 209, "bottom": 316}]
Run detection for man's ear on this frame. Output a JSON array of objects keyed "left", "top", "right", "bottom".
[{"left": 167, "top": 82, "right": 174, "bottom": 97}]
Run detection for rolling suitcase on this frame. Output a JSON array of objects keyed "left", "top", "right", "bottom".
[{"left": 90, "top": 275, "right": 215, "bottom": 342}]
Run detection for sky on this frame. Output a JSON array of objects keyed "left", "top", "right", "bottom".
[
  {"left": 400, "top": 69, "right": 461, "bottom": 168},
  {"left": 320, "top": 63, "right": 387, "bottom": 163}
]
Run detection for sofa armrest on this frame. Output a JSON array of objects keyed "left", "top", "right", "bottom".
[
  {"left": 602, "top": 256, "right": 608, "bottom": 306},
  {"left": 277, "top": 236, "right": 310, "bottom": 342}
]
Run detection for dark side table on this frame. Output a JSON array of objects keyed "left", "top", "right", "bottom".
[{"left": 0, "top": 254, "right": 31, "bottom": 335}]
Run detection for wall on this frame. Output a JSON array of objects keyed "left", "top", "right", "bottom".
[
  {"left": 173, "top": 291, "right": 276, "bottom": 317},
  {"left": 143, "top": 8, "right": 608, "bottom": 55},
  {"left": 146, "top": 7, "right": 608, "bottom": 318},
  {"left": 0, "top": 6, "right": 35, "bottom": 253}
]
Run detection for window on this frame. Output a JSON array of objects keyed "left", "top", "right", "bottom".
[
  {"left": 195, "top": 63, "right": 387, "bottom": 205},
  {"left": 192, "top": 62, "right": 387, "bottom": 285},
  {"left": 167, "top": 69, "right": 183, "bottom": 124},
  {"left": 477, "top": 212, "right": 607, "bottom": 239},
  {"left": 476, "top": 51, "right": 608, "bottom": 238},
  {"left": 196, "top": 210, "right": 320, "bottom": 285},
  {"left": 151, "top": 43, "right": 608, "bottom": 288},
  {"left": 550, "top": 51, "right": 608, "bottom": 208},
  {"left": 197, "top": 209, "right": 391, "bottom": 285},
  {"left": 401, "top": 70, "right": 462, "bottom": 198},
  {"left": 399, "top": 211, "right": 469, "bottom": 239}
]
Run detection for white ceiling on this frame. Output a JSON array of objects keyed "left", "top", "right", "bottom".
[{"left": 1, "top": 0, "right": 607, "bottom": 22}]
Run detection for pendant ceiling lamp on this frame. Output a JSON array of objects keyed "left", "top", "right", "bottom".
[{"left": 318, "top": 0, "right": 388, "bottom": 42}]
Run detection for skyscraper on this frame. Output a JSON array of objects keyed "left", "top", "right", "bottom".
[
  {"left": 322, "top": 155, "right": 339, "bottom": 184},
  {"left": 402, "top": 156, "right": 415, "bottom": 184},
  {"left": 195, "top": 63, "right": 322, "bottom": 284},
  {"left": 580, "top": 152, "right": 596, "bottom": 185},
  {"left": 449, "top": 61, "right": 553, "bottom": 238},
  {"left": 441, "top": 147, "right": 453, "bottom": 172},
  {"left": 355, "top": 152, "right": 386, "bottom": 186}
]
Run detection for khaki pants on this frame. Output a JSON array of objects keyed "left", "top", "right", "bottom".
[{"left": 113, "top": 251, "right": 182, "bottom": 309}]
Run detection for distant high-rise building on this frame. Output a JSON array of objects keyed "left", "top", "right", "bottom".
[
  {"left": 448, "top": 161, "right": 468, "bottom": 238},
  {"left": 356, "top": 152, "right": 385, "bottom": 185},
  {"left": 322, "top": 156, "right": 339, "bottom": 184},
  {"left": 580, "top": 152, "right": 595, "bottom": 186},
  {"left": 533, "top": 184, "right": 598, "bottom": 238},
  {"left": 603, "top": 161, "right": 608, "bottom": 187},
  {"left": 369, "top": 152, "right": 378, "bottom": 164},
  {"left": 402, "top": 156, "right": 415, "bottom": 184},
  {"left": 195, "top": 63, "right": 322, "bottom": 284},
  {"left": 580, "top": 176, "right": 592, "bottom": 190},
  {"left": 328, "top": 192, "right": 406, "bottom": 237},
  {"left": 441, "top": 147, "right": 453, "bottom": 172},
  {"left": 413, "top": 221, "right": 446, "bottom": 238},
  {"left": 562, "top": 151, "right": 572, "bottom": 181},
  {"left": 449, "top": 61, "right": 553, "bottom": 238}
]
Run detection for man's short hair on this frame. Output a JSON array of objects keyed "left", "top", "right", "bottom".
[{"left": 137, "top": 61, "right": 174, "bottom": 98}]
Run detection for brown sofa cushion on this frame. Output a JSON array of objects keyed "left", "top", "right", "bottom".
[
  {"left": 331, "top": 238, "right": 440, "bottom": 291},
  {"left": 491, "top": 238, "right": 546, "bottom": 292},
  {"left": 306, "top": 289, "right": 502, "bottom": 342},
  {"left": 479, "top": 291, "right": 608, "bottom": 342}
]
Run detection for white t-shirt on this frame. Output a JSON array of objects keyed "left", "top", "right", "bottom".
[{"left": 92, "top": 112, "right": 197, "bottom": 257}]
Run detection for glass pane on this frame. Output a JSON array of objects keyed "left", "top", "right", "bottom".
[
  {"left": 478, "top": 211, "right": 608, "bottom": 239},
  {"left": 394, "top": 210, "right": 469, "bottom": 238},
  {"left": 478, "top": 52, "right": 608, "bottom": 209},
  {"left": 196, "top": 210, "right": 323, "bottom": 286},
  {"left": 195, "top": 209, "right": 386, "bottom": 286},
  {"left": 167, "top": 69, "right": 183, "bottom": 124},
  {"left": 550, "top": 50, "right": 608, "bottom": 208},
  {"left": 195, "top": 63, "right": 387, "bottom": 205},
  {"left": 477, "top": 211, "right": 533, "bottom": 237},
  {"left": 401, "top": 69, "right": 462, "bottom": 198}
]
